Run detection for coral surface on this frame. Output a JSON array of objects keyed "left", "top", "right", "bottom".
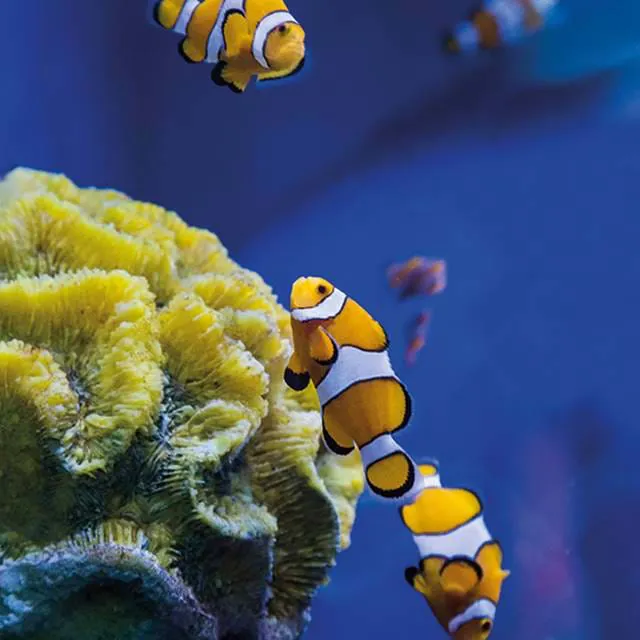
[{"left": 0, "top": 168, "right": 364, "bottom": 639}]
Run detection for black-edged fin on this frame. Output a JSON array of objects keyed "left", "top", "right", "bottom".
[
  {"left": 256, "top": 56, "right": 306, "bottom": 83},
  {"left": 389, "top": 382, "right": 412, "bottom": 435},
  {"left": 178, "top": 38, "right": 200, "bottom": 63},
  {"left": 404, "top": 566, "right": 420, "bottom": 587},
  {"left": 151, "top": 0, "right": 164, "bottom": 27},
  {"left": 439, "top": 557, "right": 483, "bottom": 596},
  {"left": 284, "top": 368, "right": 310, "bottom": 391},
  {"left": 309, "top": 326, "right": 338, "bottom": 365},
  {"left": 211, "top": 61, "right": 251, "bottom": 93},
  {"left": 321, "top": 422, "right": 355, "bottom": 456},
  {"left": 365, "top": 450, "right": 416, "bottom": 499},
  {"left": 284, "top": 351, "right": 309, "bottom": 391}
]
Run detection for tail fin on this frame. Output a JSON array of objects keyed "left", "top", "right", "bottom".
[{"left": 359, "top": 434, "right": 424, "bottom": 502}]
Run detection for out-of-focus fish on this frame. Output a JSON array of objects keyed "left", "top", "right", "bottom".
[
  {"left": 443, "top": 0, "right": 560, "bottom": 54},
  {"left": 152, "top": 0, "right": 305, "bottom": 93},
  {"left": 285, "top": 276, "right": 423, "bottom": 501},
  {"left": 387, "top": 257, "right": 447, "bottom": 299},
  {"left": 401, "top": 464, "right": 510, "bottom": 639},
  {"left": 406, "top": 311, "right": 431, "bottom": 366}
]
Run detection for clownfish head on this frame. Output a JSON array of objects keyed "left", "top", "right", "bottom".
[
  {"left": 290, "top": 277, "right": 334, "bottom": 311},
  {"left": 290, "top": 277, "right": 347, "bottom": 324},
  {"left": 264, "top": 21, "right": 306, "bottom": 72}
]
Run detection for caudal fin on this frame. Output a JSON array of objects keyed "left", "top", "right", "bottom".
[{"left": 359, "top": 434, "right": 423, "bottom": 501}]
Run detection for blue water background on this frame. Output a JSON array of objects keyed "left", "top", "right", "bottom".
[{"left": 2, "top": 0, "right": 640, "bottom": 638}]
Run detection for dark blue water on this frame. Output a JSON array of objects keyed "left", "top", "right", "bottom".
[{"left": 3, "top": 1, "right": 640, "bottom": 638}]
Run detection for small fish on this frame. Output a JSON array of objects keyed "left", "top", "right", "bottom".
[
  {"left": 406, "top": 311, "right": 431, "bottom": 366},
  {"left": 387, "top": 257, "right": 447, "bottom": 299},
  {"left": 401, "top": 464, "right": 510, "bottom": 639},
  {"left": 285, "top": 276, "right": 423, "bottom": 501},
  {"left": 152, "top": 0, "right": 306, "bottom": 93},
  {"left": 443, "top": 0, "right": 559, "bottom": 54}
]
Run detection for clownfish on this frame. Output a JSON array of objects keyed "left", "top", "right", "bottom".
[
  {"left": 285, "top": 276, "right": 422, "bottom": 501},
  {"left": 401, "top": 464, "right": 510, "bottom": 639},
  {"left": 443, "top": 0, "right": 559, "bottom": 54},
  {"left": 152, "top": 0, "right": 306, "bottom": 93},
  {"left": 387, "top": 257, "right": 447, "bottom": 300}
]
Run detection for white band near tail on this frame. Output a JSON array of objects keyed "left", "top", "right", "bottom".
[
  {"left": 291, "top": 289, "right": 346, "bottom": 323},
  {"left": 315, "top": 346, "right": 398, "bottom": 407},
  {"left": 252, "top": 11, "right": 300, "bottom": 69},
  {"left": 448, "top": 598, "right": 497, "bottom": 634},
  {"left": 360, "top": 434, "right": 424, "bottom": 503},
  {"left": 174, "top": 0, "right": 200, "bottom": 34},
  {"left": 413, "top": 515, "right": 492, "bottom": 560}
]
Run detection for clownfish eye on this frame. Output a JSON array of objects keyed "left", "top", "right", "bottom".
[
  {"left": 317, "top": 285, "right": 327, "bottom": 294},
  {"left": 481, "top": 621, "right": 492, "bottom": 633},
  {"left": 278, "top": 24, "right": 287, "bottom": 34}
]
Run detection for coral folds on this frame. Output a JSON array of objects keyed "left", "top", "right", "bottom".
[{"left": 0, "top": 168, "right": 364, "bottom": 639}]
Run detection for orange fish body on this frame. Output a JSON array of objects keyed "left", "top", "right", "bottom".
[
  {"left": 153, "top": 0, "right": 305, "bottom": 92},
  {"left": 401, "top": 465, "right": 510, "bottom": 639},
  {"left": 444, "top": 0, "right": 558, "bottom": 54},
  {"left": 285, "top": 276, "right": 422, "bottom": 500}
]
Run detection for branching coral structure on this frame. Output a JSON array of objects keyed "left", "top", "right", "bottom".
[{"left": 0, "top": 168, "right": 364, "bottom": 640}]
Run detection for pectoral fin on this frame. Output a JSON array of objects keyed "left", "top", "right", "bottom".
[
  {"left": 308, "top": 327, "right": 338, "bottom": 365},
  {"left": 439, "top": 558, "right": 483, "bottom": 596},
  {"left": 404, "top": 566, "right": 429, "bottom": 596},
  {"left": 284, "top": 351, "right": 310, "bottom": 391},
  {"left": 221, "top": 11, "right": 251, "bottom": 59},
  {"left": 211, "top": 61, "right": 252, "bottom": 93}
]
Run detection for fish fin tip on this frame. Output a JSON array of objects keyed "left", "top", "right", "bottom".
[
  {"left": 321, "top": 423, "right": 355, "bottom": 456},
  {"left": 284, "top": 368, "right": 310, "bottom": 391},
  {"left": 404, "top": 566, "right": 419, "bottom": 586},
  {"left": 177, "top": 38, "right": 200, "bottom": 64},
  {"left": 211, "top": 61, "right": 250, "bottom": 93}
]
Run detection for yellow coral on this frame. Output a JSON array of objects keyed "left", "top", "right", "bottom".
[
  {"left": 0, "top": 270, "right": 163, "bottom": 474},
  {"left": 0, "top": 167, "right": 364, "bottom": 634}
]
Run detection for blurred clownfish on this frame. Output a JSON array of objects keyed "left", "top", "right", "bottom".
[
  {"left": 401, "top": 464, "right": 510, "bottom": 639},
  {"left": 152, "top": 0, "right": 305, "bottom": 93},
  {"left": 285, "top": 276, "right": 423, "bottom": 501},
  {"left": 387, "top": 257, "right": 447, "bottom": 299},
  {"left": 406, "top": 310, "right": 431, "bottom": 366},
  {"left": 443, "top": 0, "right": 559, "bottom": 54}
]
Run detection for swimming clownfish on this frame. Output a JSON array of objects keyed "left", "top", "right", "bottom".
[
  {"left": 285, "top": 276, "right": 423, "bottom": 501},
  {"left": 443, "top": 0, "right": 559, "bottom": 54},
  {"left": 401, "top": 464, "right": 510, "bottom": 639},
  {"left": 152, "top": 0, "right": 305, "bottom": 93}
]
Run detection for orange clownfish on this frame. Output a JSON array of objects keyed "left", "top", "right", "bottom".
[
  {"left": 285, "top": 276, "right": 422, "bottom": 501},
  {"left": 401, "top": 464, "right": 510, "bottom": 639},
  {"left": 152, "top": 0, "right": 306, "bottom": 93},
  {"left": 443, "top": 0, "right": 559, "bottom": 54}
]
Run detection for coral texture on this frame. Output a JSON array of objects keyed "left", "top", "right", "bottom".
[{"left": 0, "top": 168, "right": 364, "bottom": 639}]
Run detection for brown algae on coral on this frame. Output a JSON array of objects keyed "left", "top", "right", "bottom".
[{"left": 0, "top": 168, "right": 364, "bottom": 638}]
